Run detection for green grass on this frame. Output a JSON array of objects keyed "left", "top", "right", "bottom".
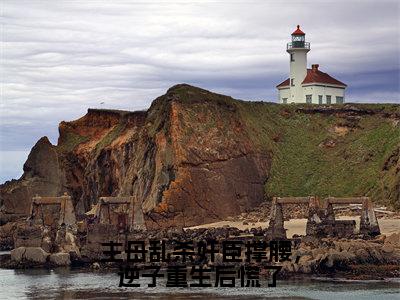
[
  {"left": 58, "top": 131, "right": 89, "bottom": 152},
  {"left": 94, "top": 122, "right": 126, "bottom": 156},
  {"left": 234, "top": 102, "right": 400, "bottom": 207}
]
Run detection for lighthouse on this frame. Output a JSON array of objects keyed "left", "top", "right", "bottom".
[
  {"left": 277, "top": 25, "right": 347, "bottom": 104},
  {"left": 288, "top": 25, "right": 310, "bottom": 103}
]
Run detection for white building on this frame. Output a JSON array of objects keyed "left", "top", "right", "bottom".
[{"left": 277, "top": 25, "right": 347, "bottom": 104}]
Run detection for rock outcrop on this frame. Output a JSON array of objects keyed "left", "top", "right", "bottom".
[
  {"left": 0, "top": 137, "right": 61, "bottom": 223},
  {"left": 11, "top": 247, "right": 50, "bottom": 265},
  {"left": 1, "top": 84, "right": 399, "bottom": 228},
  {"left": 280, "top": 233, "right": 400, "bottom": 278},
  {"left": 49, "top": 252, "right": 71, "bottom": 266}
]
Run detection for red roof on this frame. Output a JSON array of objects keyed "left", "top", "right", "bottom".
[
  {"left": 276, "top": 65, "right": 347, "bottom": 88},
  {"left": 302, "top": 66, "right": 347, "bottom": 86},
  {"left": 276, "top": 78, "right": 290, "bottom": 88},
  {"left": 292, "top": 25, "right": 305, "bottom": 35}
]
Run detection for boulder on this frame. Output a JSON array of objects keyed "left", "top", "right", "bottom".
[
  {"left": 11, "top": 246, "right": 50, "bottom": 264},
  {"left": 366, "top": 247, "right": 384, "bottom": 263},
  {"left": 355, "top": 248, "right": 370, "bottom": 262},
  {"left": 24, "top": 247, "right": 49, "bottom": 264},
  {"left": 371, "top": 234, "right": 386, "bottom": 244},
  {"left": 281, "top": 261, "right": 294, "bottom": 273},
  {"left": 293, "top": 263, "right": 300, "bottom": 273},
  {"left": 338, "top": 250, "right": 356, "bottom": 262},
  {"left": 335, "top": 241, "right": 354, "bottom": 252},
  {"left": 295, "top": 254, "right": 319, "bottom": 274},
  {"left": 298, "top": 255, "right": 313, "bottom": 265},
  {"left": 41, "top": 235, "right": 53, "bottom": 253},
  {"left": 91, "top": 262, "right": 100, "bottom": 270},
  {"left": 299, "top": 262, "right": 312, "bottom": 274},
  {"left": 11, "top": 247, "right": 26, "bottom": 262},
  {"left": 324, "top": 250, "right": 355, "bottom": 268},
  {"left": 294, "top": 247, "right": 311, "bottom": 257},
  {"left": 381, "top": 244, "right": 394, "bottom": 254},
  {"left": 311, "top": 248, "right": 326, "bottom": 257},
  {"left": 314, "top": 253, "right": 328, "bottom": 263},
  {"left": 385, "top": 233, "right": 400, "bottom": 248},
  {"left": 49, "top": 253, "right": 71, "bottom": 266}
]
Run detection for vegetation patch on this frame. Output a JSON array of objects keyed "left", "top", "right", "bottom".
[
  {"left": 58, "top": 131, "right": 89, "bottom": 152},
  {"left": 236, "top": 102, "right": 399, "bottom": 208},
  {"left": 94, "top": 122, "right": 126, "bottom": 156}
]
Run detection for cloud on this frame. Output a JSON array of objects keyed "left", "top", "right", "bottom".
[{"left": 1, "top": 0, "right": 399, "bottom": 182}]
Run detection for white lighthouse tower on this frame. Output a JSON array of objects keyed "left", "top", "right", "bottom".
[
  {"left": 277, "top": 25, "right": 347, "bottom": 104},
  {"left": 287, "top": 25, "right": 310, "bottom": 102}
]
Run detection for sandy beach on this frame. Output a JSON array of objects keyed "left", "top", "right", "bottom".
[{"left": 188, "top": 216, "right": 400, "bottom": 238}]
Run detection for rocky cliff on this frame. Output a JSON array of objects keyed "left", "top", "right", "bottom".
[{"left": 1, "top": 84, "right": 399, "bottom": 227}]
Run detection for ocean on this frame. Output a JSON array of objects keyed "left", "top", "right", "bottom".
[{"left": 0, "top": 267, "right": 398, "bottom": 300}]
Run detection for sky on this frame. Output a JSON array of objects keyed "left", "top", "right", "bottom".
[{"left": 1, "top": 0, "right": 399, "bottom": 183}]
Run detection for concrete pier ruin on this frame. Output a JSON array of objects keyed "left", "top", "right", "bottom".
[
  {"left": 11, "top": 191, "right": 382, "bottom": 264},
  {"left": 12, "top": 194, "right": 147, "bottom": 262},
  {"left": 267, "top": 196, "right": 380, "bottom": 239},
  {"left": 81, "top": 196, "right": 146, "bottom": 260},
  {"left": 85, "top": 196, "right": 146, "bottom": 231},
  {"left": 29, "top": 193, "right": 76, "bottom": 228},
  {"left": 13, "top": 193, "right": 80, "bottom": 258}
]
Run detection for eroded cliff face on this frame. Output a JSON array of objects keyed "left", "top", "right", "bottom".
[
  {"left": 1, "top": 84, "right": 399, "bottom": 227},
  {"left": 145, "top": 88, "right": 270, "bottom": 227},
  {"left": 0, "top": 85, "right": 271, "bottom": 227}
]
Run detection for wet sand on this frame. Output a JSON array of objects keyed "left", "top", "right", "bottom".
[{"left": 188, "top": 217, "right": 400, "bottom": 238}]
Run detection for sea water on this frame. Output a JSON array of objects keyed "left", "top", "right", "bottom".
[{"left": 0, "top": 267, "right": 399, "bottom": 300}]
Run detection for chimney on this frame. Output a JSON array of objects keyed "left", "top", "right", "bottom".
[{"left": 312, "top": 64, "right": 319, "bottom": 72}]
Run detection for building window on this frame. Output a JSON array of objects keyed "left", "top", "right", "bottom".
[
  {"left": 290, "top": 53, "right": 294, "bottom": 62},
  {"left": 326, "top": 95, "right": 331, "bottom": 104},
  {"left": 306, "top": 94, "right": 312, "bottom": 104},
  {"left": 318, "top": 95, "right": 323, "bottom": 104},
  {"left": 282, "top": 98, "right": 288, "bottom": 104},
  {"left": 291, "top": 78, "right": 295, "bottom": 86},
  {"left": 336, "top": 96, "right": 344, "bottom": 104}
]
